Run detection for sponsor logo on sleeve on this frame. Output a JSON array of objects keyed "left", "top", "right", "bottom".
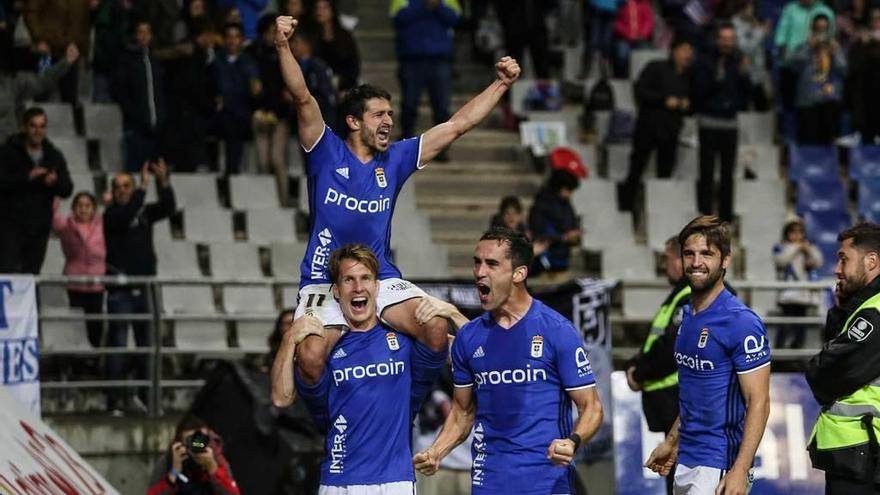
[
  {"left": 743, "top": 335, "right": 769, "bottom": 363},
  {"left": 848, "top": 317, "right": 874, "bottom": 342},
  {"left": 329, "top": 415, "right": 348, "bottom": 473},
  {"left": 472, "top": 423, "right": 486, "bottom": 487},
  {"left": 575, "top": 347, "right": 592, "bottom": 377}
]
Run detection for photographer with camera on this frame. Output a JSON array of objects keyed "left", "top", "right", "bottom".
[
  {"left": 104, "top": 159, "right": 176, "bottom": 414},
  {"left": 147, "top": 415, "right": 240, "bottom": 495}
]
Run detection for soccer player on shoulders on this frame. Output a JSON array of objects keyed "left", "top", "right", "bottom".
[
  {"left": 272, "top": 244, "right": 465, "bottom": 495},
  {"left": 412, "top": 227, "right": 603, "bottom": 495},
  {"left": 272, "top": 15, "right": 520, "bottom": 387},
  {"left": 646, "top": 216, "right": 771, "bottom": 495}
]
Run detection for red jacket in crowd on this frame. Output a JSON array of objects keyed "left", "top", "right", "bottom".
[{"left": 614, "top": 0, "right": 655, "bottom": 42}]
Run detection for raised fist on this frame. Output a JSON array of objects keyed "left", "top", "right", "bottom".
[
  {"left": 275, "top": 16, "right": 298, "bottom": 46},
  {"left": 495, "top": 56, "right": 521, "bottom": 87}
]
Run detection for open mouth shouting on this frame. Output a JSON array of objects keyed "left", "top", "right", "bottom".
[
  {"left": 350, "top": 296, "right": 369, "bottom": 313},
  {"left": 376, "top": 127, "right": 391, "bottom": 146},
  {"left": 476, "top": 282, "right": 491, "bottom": 305}
]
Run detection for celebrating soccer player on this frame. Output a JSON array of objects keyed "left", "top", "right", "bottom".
[{"left": 412, "top": 227, "right": 603, "bottom": 495}]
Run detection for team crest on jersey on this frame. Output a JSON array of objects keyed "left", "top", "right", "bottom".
[
  {"left": 375, "top": 167, "right": 387, "bottom": 188},
  {"left": 386, "top": 332, "right": 400, "bottom": 351},
  {"left": 848, "top": 317, "right": 874, "bottom": 342},
  {"left": 530, "top": 335, "right": 543, "bottom": 358},
  {"left": 698, "top": 328, "right": 709, "bottom": 348}
]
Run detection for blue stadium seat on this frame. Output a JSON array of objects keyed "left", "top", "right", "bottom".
[
  {"left": 849, "top": 146, "right": 880, "bottom": 180},
  {"left": 858, "top": 179, "right": 880, "bottom": 218},
  {"left": 814, "top": 241, "right": 840, "bottom": 278},
  {"left": 803, "top": 210, "right": 851, "bottom": 246},
  {"left": 796, "top": 179, "right": 847, "bottom": 214},
  {"left": 788, "top": 145, "right": 838, "bottom": 181}
]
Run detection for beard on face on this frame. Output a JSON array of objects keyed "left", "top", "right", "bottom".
[
  {"left": 686, "top": 263, "right": 725, "bottom": 293},
  {"left": 838, "top": 265, "right": 869, "bottom": 303}
]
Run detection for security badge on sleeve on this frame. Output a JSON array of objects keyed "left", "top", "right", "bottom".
[
  {"left": 386, "top": 332, "right": 400, "bottom": 351},
  {"left": 848, "top": 317, "right": 875, "bottom": 342}
]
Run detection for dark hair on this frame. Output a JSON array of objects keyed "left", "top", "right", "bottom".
[
  {"left": 783, "top": 220, "right": 805, "bottom": 240},
  {"left": 338, "top": 84, "right": 392, "bottom": 134},
  {"left": 222, "top": 21, "right": 244, "bottom": 36},
  {"left": 129, "top": 18, "right": 151, "bottom": 34},
  {"left": 665, "top": 235, "right": 681, "bottom": 253},
  {"left": 716, "top": 21, "right": 736, "bottom": 34},
  {"left": 267, "top": 309, "right": 296, "bottom": 365},
  {"left": 175, "top": 414, "right": 208, "bottom": 441},
  {"left": 189, "top": 17, "right": 217, "bottom": 39},
  {"left": 499, "top": 196, "right": 522, "bottom": 214},
  {"left": 547, "top": 169, "right": 579, "bottom": 193},
  {"left": 670, "top": 37, "right": 692, "bottom": 51},
  {"left": 812, "top": 13, "right": 830, "bottom": 27},
  {"left": 480, "top": 226, "right": 534, "bottom": 272},
  {"left": 257, "top": 13, "right": 277, "bottom": 36},
  {"left": 291, "top": 26, "right": 318, "bottom": 47},
  {"left": 838, "top": 223, "right": 880, "bottom": 254},
  {"left": 328, "top": 244, "right": 380, "bottom": 284},
  {"left": 72, "top": 191, "right": 97, "bottom": 209},
  {"left": 678, "top": 215, "right": 731, "bottom": 258},
  {"left": 22, "top": 107, "right": 46, "bottom": 125}
]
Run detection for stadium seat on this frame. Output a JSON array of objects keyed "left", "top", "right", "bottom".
[
  {"left": 98, "top": 138, "right": 124, "bottom": 172},
  {"left": 153, "top": 218, "right": 173, "bottom": 242},
  {"left": 571, "top": 179, "right": 617, "bottom": 212},
  {"left": 209, "top": 242, "right": 263, "bottom": 278},
  {"left": 609, "top": 79, "right": 635, "bottom": 111},
  {"left": 601, "top": 244, "right": 654, "bottom": 280},
  {"left": 644, "top": 179, "right": 698, "bottom": 250},
  {"left": 604, "top": 144, "right": 631, "bottom": 181},
  {"left": 52, "top": 136, "right": 89, "bottom": 172},
  {"left": 646, "top": 208, "right": 701, "bottom": 251},
  {"left": 40, "top": 308, "right": 92, "bottom": 351},
  {"left": 849, "top": 145, "right": 880, "bottom": 180},
  {"left": 737, "top": 144, "right": 781, "bottom": 179},
  {"left": 280, "top": 285, "right": 299, "bottom": 308},
  {"left": 737, "top": 112, "right": 774, "bottom": 145},
  {"left": 247, "top": 209, "right": 297, "bottom": 243},
  {"left": 859, "top": 178, "right": 880, "bottom": 219},
  {"left": 788, "top": 144, "right": 838, "bottom": 181},
  {"left": 803, "top": 210, "right": 852, "bottom": 246},
  {"left": 229, "top": 175, "right": 280, "bottom": 210},
  {"left": 171, "top": 173, "right": 220, "bottom": 210},
  {"left": 744, "top": 246, "right": 777, "bottom": 281},
  {"left": 183, "top": 208, "right": 234, "bottom": 242},
  {"left": 236, "top": 321, "right": 273, "bottom": 352},
  {"left": 223, "top": 286, "right": 275, "bottom": 314},
  {"left": 173, "top": 322, "right": 229, "bottom": 351},
  {"left": 813, "top": 241, "right": 841, "bottom": 279},
  {"left": 734, "top": 179, "right": 786, "bottom": 215},
  {"left": 796, "top": 179, "right": 847, "bottom": 214},
  {"left": 41, "top": 239, "right": 65, "bottom": 276},
  {"left": 393, "top": 245, "right": 450, "bottom": 278},
  {"left": 629, "top": 49, "right": 666, "bottom": 79},
  {"left": 83, "top": 104, "right": 123, "bottom": 138},
  {"left": 161, "top": 285, "right": 216, "bottom": 314},
  {"left": 272, "top": 242, "right": 308, "bottom": 279},
  {"left": 739, "top": 211, "right": 786, "bottom": 249},
  {"left": 38, "top": 285, "right": 69, "bottom": 311},
  {"left": 36, "top": 102, "right": 76, "bottom": 137},
  {"left": 623, "top": 287, "right": 669, "bottom": 319},
  {"left": 155, "top": 240, "right": 202, "bottom": 279},
  {"left": 581, "top": 210, "right": 635, "bottom": 249}
]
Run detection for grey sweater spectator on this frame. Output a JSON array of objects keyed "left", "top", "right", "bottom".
[
  {"left": 773, "top": 218, "right": 823, "bottom": 349},
  {"left": 0, "top": 43, "right": 78, "bottom": 142},
  {"left": 0, "top": 107, "right": 73, "bottom": 274}
]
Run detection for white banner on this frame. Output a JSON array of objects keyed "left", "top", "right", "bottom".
[
  {"left": 0, "top": 385, "right": 119, "bottom": 494},
  {"left": 0, "top": 275, "right": 40, "bottom": 417}
]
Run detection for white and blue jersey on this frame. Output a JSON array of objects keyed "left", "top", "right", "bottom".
[
  {"left": 675, "top": 288, "right": 771, "bottom": 471},
  {"left": 295, "top": 322, "right": 446, "bottom": 487},
  {"left": 451, "top": 300, "right": 596, "bottom": 495},
  {"left": 300, "top": 127, "right": 423, "bottom": 288}
]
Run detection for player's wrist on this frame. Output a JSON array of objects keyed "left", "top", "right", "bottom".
[{"left": 567, "top": 433, "right": 582, "bottom": 451}]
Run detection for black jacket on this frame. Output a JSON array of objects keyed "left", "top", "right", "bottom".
[
  {"left": 691, "top": 48, "right": 750, "bottom": 120},
  {"left": 807, "top": 275, "right": 880, "bottom": 480},
  {"left": 164, "top": 46, "right": 217, "bottom": 145},
  {"left": 0, "top": 134, "right": 72, "bottom": 233},
  {"left": 103, "top": 186, "right": 176, "bottom": 277},
  {"left": 528, "top": 188, "right": 578, "bottom": 273},
  {"left": 634, "top": 60, "right": 691, "bottom": 141},
  {"left": 112, "top": 46, "right": 167, "bottom": 134}
]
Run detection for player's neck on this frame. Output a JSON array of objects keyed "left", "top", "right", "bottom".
[
  {"left": 690, "top": 279, "right": 725, "bottom": 314},
  {"left": 345, "top": 136, "right": 376, "bottom": 164},
  {"left": 492, "top": 290, "right": 533, "bottom": 330},
  {"left": 346, "top": 315, "right": 379, "bottom": 332}
]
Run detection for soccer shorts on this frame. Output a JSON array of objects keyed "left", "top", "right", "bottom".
[
  {"left": 674, "top": 464, "right": 753, "bottom": 495},
  {"left": 293, "top": 278, "right": 428, "bottom": 327},
  {"left": 318, "top": 481, "right": 415, "bottom": 495}
]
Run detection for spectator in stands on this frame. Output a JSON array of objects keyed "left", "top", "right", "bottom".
[
  {"left": 732, "top": 0, "right": 771, "bottom": 110},
  {"left": 836, "top": 0, "right": 871, "bottom": 50},
  {"left": 692, "top": 23, "right": 750, "bottom": 222},
  {"left": 135, "top": 0, "right": 179, "bottom": 48},
  {"left": 528, "top": 169, "right": 581, "bottom": 279},
  {"left": 612, "top": 0, "right": 654, "bottom": 78},
  {"left": 251, "top": 14, "right": 292, "bottom": 204},
  {"left": 774, "top": 0, "right": 835, "bottom": 112},
  {"left": 312, "top": 0, "right": 361, "bottom": 92},
  {"left": 214, "top": 21, "right": 260, "bottom": 175},
  {"left": 103, "top": 159, "right": 176, "bottom": 413},
  {"left": 51, "top": 193, "right": 105, "bottom": 347},
  {"left": 281, "top": 0, "right": 306, "bottom": 18},
  {"left": 589, "top": 0, "right": 623, "bottom": 75},
  {"left": 147, "top": 414, "right": 241, "bottom": 495},
  {"left": 113, "top": 20, "right": 168, "bottom": 172},
  {"left": 92, "top": 0, "right": 135, "bottom": 103},
  {"left": 619, "top": 38, "right": 694, "bottom": 213},
  {"left": 0, "top": 106, "right": 73, "bottom": 274},
  {"left": 792, "top": 14, "right": 847, "bottom": 144},
  {"left": 847, "top": 9, "right": 880, "bottom": 144},
  {"left": 22, "top": 0, "right": 93, "bottom": 104},
  {"left": 163, "top": 19, "right": 218, "bottom": 172},
  {"left": 174, "top": 0, "right": 213, "bottom": 42},
  {"left": 774, "top": 217, "right": 823, "bottom": 349},
  {"left": 0, "top": 42, "right": 78, "bottom": 142},
  {"left": 215, "top": 0, "right": 269, "bottom": 41},
  {"left": 392, "top": 0, "right": 461, "bottom": 143},
  {"left": 490, "top": 195, "right": 528, "bottom": 235},
  {"left": 290, "top": 29, "right": 337, "bottom": 126}
]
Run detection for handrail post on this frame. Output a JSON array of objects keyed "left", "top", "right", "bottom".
[{"left": 148, "top": 280, "right": 161, "bottom": 417}]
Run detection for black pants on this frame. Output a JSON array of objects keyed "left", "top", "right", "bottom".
[
  {"left": 826, "top": 473, "right": 880, "bottom": 494},
  {"left": 620, "top": 132, "right": 678, "bottom": 211},
  {"left": 798, "top": 102, "right": 842, "bottom": 145},
  {"left": 493, "top": 0, "right": 550, "bottom": 78},
  {"left": 68, "top": 290, "right": 104, "bottom": 347},
  {"left": 0, "top": 227, "right": 50, "bottom": 274},
  {"left": 106, "top": 286, "right": 152, "bottom": 410},
  {"left": 697, "top": 127, "right": 737, "bottom": 222}
]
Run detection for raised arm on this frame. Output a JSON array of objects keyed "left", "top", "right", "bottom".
[
  {"left": 717, "top": 366, "right": 770, "bottom": 495},
  {"left": 547, "top": 387, "right": 603, "bottom": 466},
  {"left": 270, "top": 315, "right": 325, "bottom": 407},
  {"left": 413, "top": 385, "right": 476, "bottom": 475},
  {"left": 274, "top": 16, "right": 325, "bottom": 150},
  {"left": 419, "top": 56, "right": 521, "bottom": 165}
]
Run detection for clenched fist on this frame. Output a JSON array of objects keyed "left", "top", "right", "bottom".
[
  {"left": 495, "top": 56, "right": 521, "bottom": 87},
  {"left": 412, "top": 448, "right": 440, "bottom": 475},
  {"left": 275, "top": 16, "right": 298, "bottom": 47}
]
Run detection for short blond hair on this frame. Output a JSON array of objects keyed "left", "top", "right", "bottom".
[{"left": 328, "top": 244, "right": 379, "bottom": 284}]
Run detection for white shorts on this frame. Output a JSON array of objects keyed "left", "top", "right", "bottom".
[
  {"left": 318, "top": 481, "right": 415, "bottom": 495},
  {"left": 674, "top": 464, "right": 753, "bottom": 495},
  {"left": 293, "top": 278, "right": 427, "bottom": 328}
]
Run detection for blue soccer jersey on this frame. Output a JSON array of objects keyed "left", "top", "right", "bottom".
[
  {"left": 675, "top": 288, "right": 771, "bottom": 470},
  {"left": 294, "top": 323, "right": 446, "bottom": 487},
  {"left": 299, "top": 127, "right": 422, "bottom": 287},
  {"left": 451, "top": 300, "right": 596, "bottom": 495}
]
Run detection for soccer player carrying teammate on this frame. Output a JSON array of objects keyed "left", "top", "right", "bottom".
[
  {"left": 413, "top": 227, "right": 603, "bottom": 495},
  {"left": 272, "top": 15, "right": 520, "bottom": 386},
  {"left": 273, "top": 244, "right": 463, "bottom": 495},
  {"left": 646, "top": 216, "right": 771, "bottom": 495}
]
